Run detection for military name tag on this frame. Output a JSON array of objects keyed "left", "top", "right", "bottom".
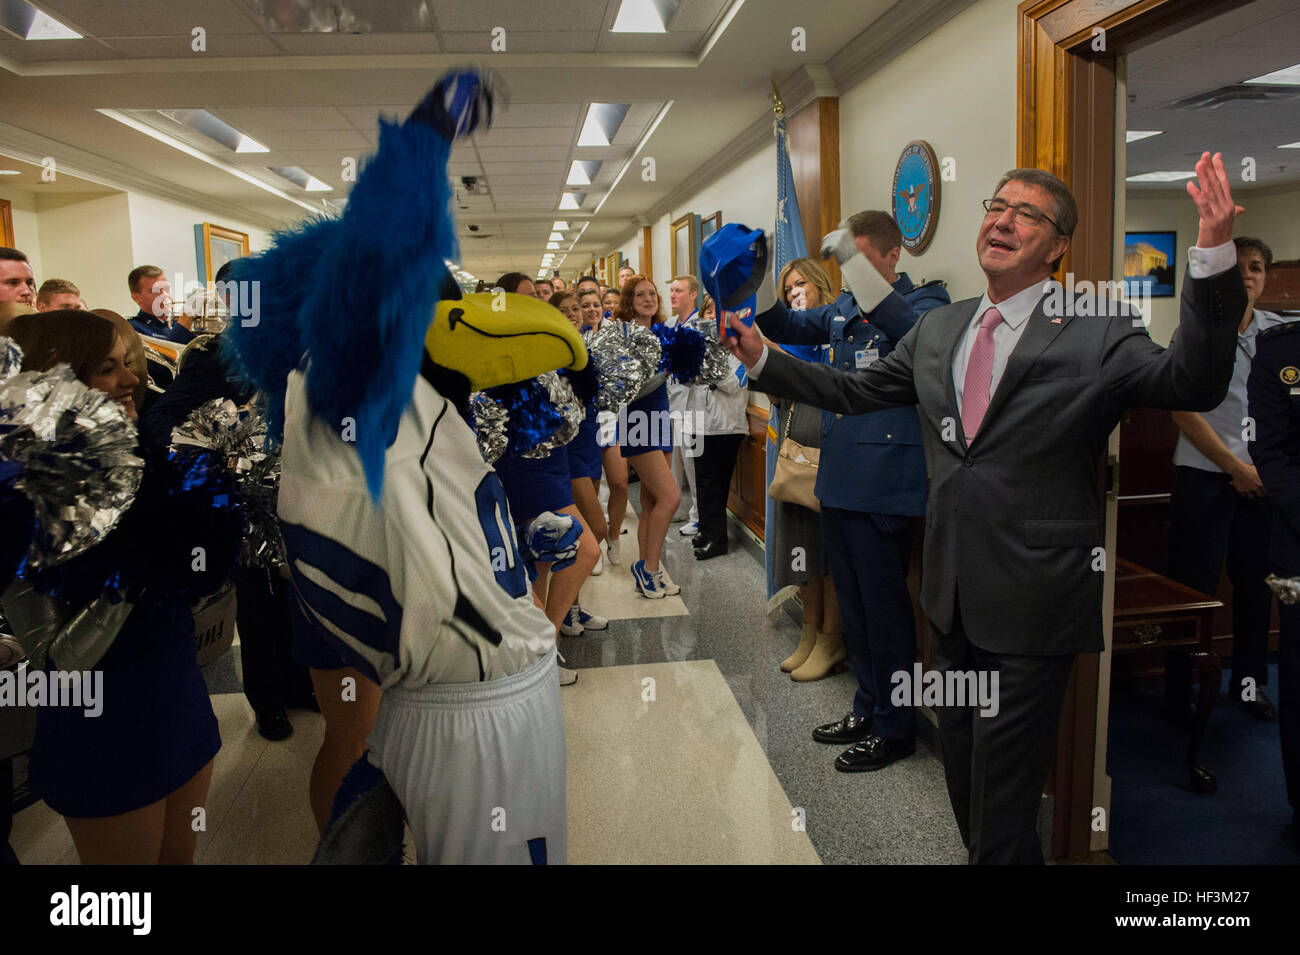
[{"left": 855, "top": 347, "right": 879, "bottom": 369}]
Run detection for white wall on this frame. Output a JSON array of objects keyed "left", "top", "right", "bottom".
[
  {"left": 838, "top": 0, "right": 1021, "bottom": 304},
  {"left": 127, "top": 192, "right": 270, "bottom": 302},
  {"left": 0, "top": 186, "right": 44, "bottom": 280},
  {"left": 34, "top": 192, "right": 134, "bottom": 312}
]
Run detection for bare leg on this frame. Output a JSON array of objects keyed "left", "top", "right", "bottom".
[
  {"left": 65, "top": 802, "right": 167, "bottom": 865},
  {"left": 602, "top": 447, "right": 628, "bottom": 544},
  {"left": 821, "top": 576, "right": 844, "bottom": 634},
  {"left": 571, "top": 477, "right": 608, "bottom": 545},
  {"left": 158, "top": 759, "right": 214, "bottom": 864},
  {"left": 801, "top": 580, "right": 824, "bottom": 630},
  {"left": 627, "top": 450, "right": 680, "bottom": 573},
  {"left": 308, "top": 667, "right": 382, "bottom": 833},
  {"left": 539, "top": 504, "right": 599, "bottom": 631}
]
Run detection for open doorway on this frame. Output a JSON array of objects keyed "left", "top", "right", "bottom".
[{"left": 1015, "top": 0, "right": 1296, "bottom": 861}]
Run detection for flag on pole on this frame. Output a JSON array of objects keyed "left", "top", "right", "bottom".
[{"left": 765, "top": 101, "right": 819, "bottom": 604}]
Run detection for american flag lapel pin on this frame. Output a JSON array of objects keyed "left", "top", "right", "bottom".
[{"left": 1050, "top": 317, "right": 1063, "bottom": 324}]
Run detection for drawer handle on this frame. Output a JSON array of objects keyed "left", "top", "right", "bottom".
[{"left": 1135, "top": 623, "right": 1162, "bottom": 645}]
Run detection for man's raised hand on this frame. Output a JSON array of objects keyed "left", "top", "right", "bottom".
[
  {"left": 1187, "top": 152, "right": 1244, "bottom": 249},
  {"left": 723, "top": 314, "right": 764, "bottom": 368}
]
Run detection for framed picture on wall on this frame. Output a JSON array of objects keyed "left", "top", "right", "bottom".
[
  {"left": 670, "top": 213, "right": 699, "bottom": 277},
  {"left": 0, "top": 199, "right": 13, "bottom": 247},
  {"left": 1123, "top": 231, "right": 1176, "bottom": 298},
  {"left": 700, "top": 211, "right": 721, "bottom": 240},
  {"left": 195, "top": 222, "right": 251, "bottom": 283}
]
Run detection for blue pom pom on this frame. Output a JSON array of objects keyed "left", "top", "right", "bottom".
[{"left": 653, "top": 323, "right": 707, "bottom": 383}]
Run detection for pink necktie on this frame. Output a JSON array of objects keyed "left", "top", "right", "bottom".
[{"left": 961, "top": 307, "right": 1003, "bottom": 441}]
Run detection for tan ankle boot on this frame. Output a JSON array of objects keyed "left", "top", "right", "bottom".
[
  {"left": 791, "top": 632, "right": 846, "bottom": 682},
  {"left": 780, "top": 623, "right": 819, "bottom": 673}
]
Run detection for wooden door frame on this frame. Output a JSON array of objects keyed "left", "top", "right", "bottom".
[{"left": 1017, "top": 0, "right": 1246, "bottom": 859}]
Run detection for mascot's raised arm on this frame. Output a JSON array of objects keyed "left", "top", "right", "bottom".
[{"left": 223, "top": 70, "right": 582, "bottom": 865}]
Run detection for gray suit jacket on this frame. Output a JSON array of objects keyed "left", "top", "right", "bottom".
[{"left": 753, "top": 268, "right": 1246, "bottom": 655}]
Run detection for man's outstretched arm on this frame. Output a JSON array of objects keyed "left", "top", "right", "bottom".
[{"left": 723, "top": 312, "right": 918, "bottom": 415}]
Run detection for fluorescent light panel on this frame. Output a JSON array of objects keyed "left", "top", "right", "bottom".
[
  {"left": 1245, "top": 63, "right": 1300, "bottom": 85},
  {"left": 269, "top": 165, "right": 333, "bottom": 192},
  {"left": 548, "top": 232, "right": 564, "bottom": 241},
  {"left": 552, "top": 221, "right": 570, "bottom": 231},
  {"left": 95, "top": 108, "right": 325, "bottom": 216},
  {"left": 1125, "top": 130, "right": 1163, "bottom": 143},
  {"left": 0, "top": 0, "right": 81, "bottom": 39},
  {"left": 611, "top": 0, "right": 679, "bottom": 32},
  {"left": 559, "top": 193, "right": 585, "bottom": 210},
  {"left": 1126, "top": 170, "right": 1196, "bottom": 182},
  {"left": 567, "top": 160, "right": 601, "bottom": 186},
  {"left": 158, "top": 108, "right": 269, "bottom": 154},
  {"left": 1280, "top": 141, "right": 1300, "bottom": 149},
  {"left": 578, "top": 104, "right": 631, "bottom": 147}
]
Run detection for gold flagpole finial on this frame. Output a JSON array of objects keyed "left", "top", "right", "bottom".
[{"left": 770, "top": 81, "right": 785, "bottom": 116}]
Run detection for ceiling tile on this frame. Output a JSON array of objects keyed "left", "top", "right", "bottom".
[
  {"left": 40, "top": 0, "right": 260, "bottom": 35},
  {"left": 101, "top": 33, "right": 282, "bottom": 57},
  {"left": 439, "top": 30, "right": 601, "bottom": 53},
  {"left": 211, "top": 105, "right": 354, "bottom": 131},
  {"left": 431, "top": 1, "right": 607, "bottom": 32}
]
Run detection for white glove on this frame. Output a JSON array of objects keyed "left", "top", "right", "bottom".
[{"left": 819, "top": 228, "right": 856, "bottom": 265}]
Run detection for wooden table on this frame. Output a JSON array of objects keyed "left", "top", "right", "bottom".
[{"left": 1112, "top": 558, "right": 1224, "bottom": 793}]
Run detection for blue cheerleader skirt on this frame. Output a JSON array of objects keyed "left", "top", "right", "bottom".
[
  {"left": 619, "top": 381, "right": 672, "bottom": 457},
  {"left": 494, "top": 445, "right": 574, "bottom": 525},
  {"left": 567, "top": 412, "right": 603, "bottom": 481},
  {"left": 28, "top": 599, "right": 221, "bottom": 819}
]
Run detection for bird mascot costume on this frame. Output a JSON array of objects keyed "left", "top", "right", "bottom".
[{"left": 223, "top": 71, "right": 584, "bottom": 865}]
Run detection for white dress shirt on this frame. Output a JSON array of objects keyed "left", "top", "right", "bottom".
[{"left": 750, "top": 241, "right": 1241, "bottom": 408}]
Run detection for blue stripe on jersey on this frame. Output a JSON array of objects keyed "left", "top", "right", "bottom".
[
  {"left": 528, "top": 836, "right": 548, "bottom": 865},
  {"left": 281, "top": 521, "right": 404, "bottom": 668}
]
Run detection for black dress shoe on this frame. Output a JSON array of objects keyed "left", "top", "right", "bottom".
[
  {"left": 257, "top": 710, "right": 294, "bottom": 742},
  {"left": 690, "top": 533, "right": 705, "bottom": 547},
  {"left": 834, "top": 735, "right": 915, "bottom": 772},
  {"left": 693, "top": 540, "right": 727, "bottom": 560},
  {"left": 812, "top": 712, "right": 873, "bottom": 744},
  {"left": 1241, "top": 690, "right": 1278, "bottom": 722}
]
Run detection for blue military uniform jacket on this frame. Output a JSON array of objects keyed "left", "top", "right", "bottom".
[
  {"left": 756, "top": 272, "right": 950, "bottom": 515},
  {"left": 1248, "top": 320, "right": 1300, "bottom": 576}
]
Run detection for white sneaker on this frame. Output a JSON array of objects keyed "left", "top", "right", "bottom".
[
  {"left": 591, "top": 552, "right": 604, "bottom": 575},
  {"left": 606, "top": 536, "right": 621, "bottom": 566},
  {"left": 679, "top": 521, "right": 698, "bottom": 537},
  {"left": 557, "top": 650, "right": 577, "bottom": 686},
  {"left": 559, "top": 607, "right": 584, "bottom": 637},
  {"left": 573, "top": 606, "right": 607, "bottom": 631},
  {"left": 656, "top": 568, "right": 681, "bottom": 596}
]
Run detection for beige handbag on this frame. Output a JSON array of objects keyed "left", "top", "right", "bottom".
[{"left": 768, "top": 402, "right": 821, "bottom": 512}]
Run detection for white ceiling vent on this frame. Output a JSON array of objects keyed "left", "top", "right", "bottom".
[{"left": 1168, "top": 84, "right": 1300, "bottom": 110}]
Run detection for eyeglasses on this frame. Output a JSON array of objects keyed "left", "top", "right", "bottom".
[{"left": 982, "top": 198, "right": 1061, "bottom": 232}]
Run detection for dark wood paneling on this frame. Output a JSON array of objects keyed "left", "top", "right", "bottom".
[
  {"left": 788, "top": 97, "right": 842, "bottom": 290},
  {"left": 728, "top": 406, "right": 769, "bottom": 537},
  {"left": 1259, "top": 260, "right": 1300, "bottom": 313}
]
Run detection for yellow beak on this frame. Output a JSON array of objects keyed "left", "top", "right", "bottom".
[{"left": 426, "top": 292, "right": 587, "bottom": 391}]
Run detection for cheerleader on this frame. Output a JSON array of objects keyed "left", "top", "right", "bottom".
[
  {"left": 3, "top": 311, "right": 229, "bottom": 864},
  {"left": 616, "top": 276, "right": 682, "bottom": 599}
]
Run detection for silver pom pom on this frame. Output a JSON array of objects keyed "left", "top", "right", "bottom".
[
  {"left": 0, "top": 336, "right": 22, "bottom": 381},
  {"left": 171, "top": 398, "right": 285, "bottom": 568},
  {"left": 470, "top": 391, "right": 509, "bottom": 464},
  {"left": 686, "top": 313, "right": 731, "bottom": 384},
  {"left": 523, "top": 371, "right": 585, "bottom": 459},
  {"left": 1267, "top": 573, "right": 1300, "bottom": 605},
  {"left": 0, "top": 364, "right": 144, "bottom": 567},
  {"left": 586, "top": 321, "right": 661, "bottom": 411}
]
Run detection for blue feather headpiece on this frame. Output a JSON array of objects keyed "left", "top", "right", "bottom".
[{"left": 223, "top": 70, "right": 495, "bottom": 502}]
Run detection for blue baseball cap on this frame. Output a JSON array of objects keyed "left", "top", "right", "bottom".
[{"left": 700, "top": 223, "right": 768, "bottom": 338}]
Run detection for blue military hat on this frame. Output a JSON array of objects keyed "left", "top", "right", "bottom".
[{"left": 700, "top": 223, "right": 767, "bottom": 338}]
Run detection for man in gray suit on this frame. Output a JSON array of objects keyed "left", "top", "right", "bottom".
[{"left": 723, "top": 152, "right": 1246, "bottom": 863}]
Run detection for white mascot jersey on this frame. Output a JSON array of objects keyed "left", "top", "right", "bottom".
[{"left": 276, "top": 365, "right": 555, "bottom": 688}]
